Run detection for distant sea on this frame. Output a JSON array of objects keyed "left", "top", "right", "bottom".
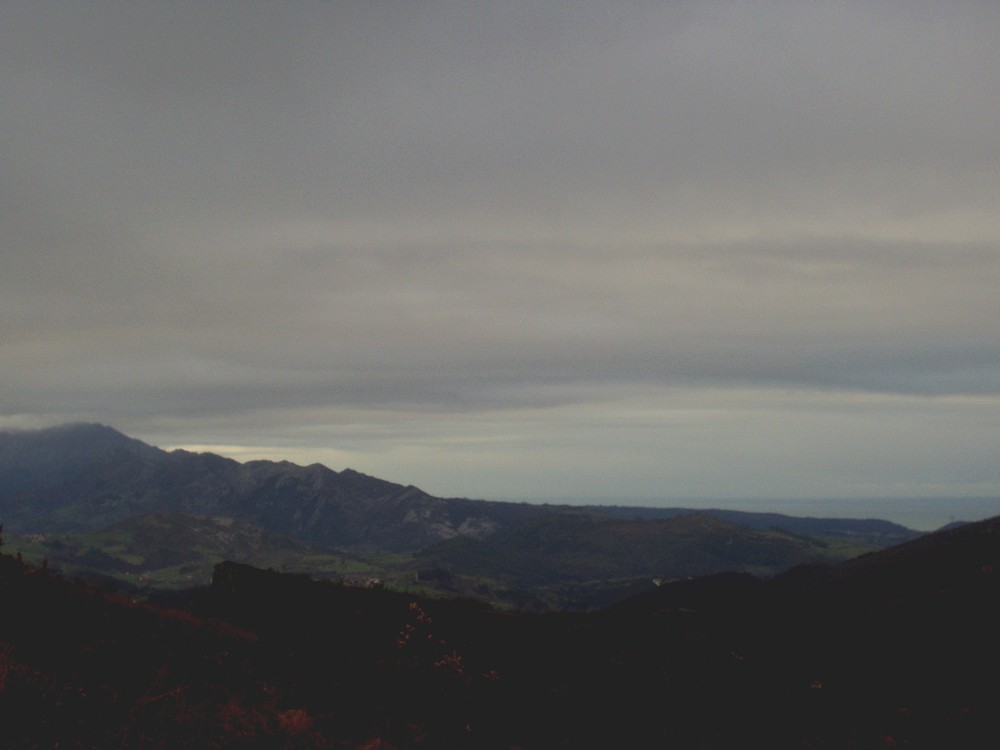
[{"left": 503, "top": 497, "right": 1000, "bottom": 532}]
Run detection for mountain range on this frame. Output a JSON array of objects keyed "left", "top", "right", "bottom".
[
  {"left": 0, "top": 423, "right": 917, "bottom": 543},
  {"left": 0, "top": 423, "right": 558, "bottom": 551},
  {"left": 1, "top": 423, "right": 923, "bottom": 607}
]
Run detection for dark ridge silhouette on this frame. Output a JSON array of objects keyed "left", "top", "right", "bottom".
[{"left": 4, "top": 514, "right": 995, "bottom": 748}]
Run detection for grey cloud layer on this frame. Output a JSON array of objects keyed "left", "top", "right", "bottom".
[
  {"left": 6, "top": 243, "right": 997, "bottom": 417},
  {"left": 2, "top": 1, "right": 999, "bottom": 500},
  {"left": 5, "top": 2, "right": 997, "bottom": 229}
]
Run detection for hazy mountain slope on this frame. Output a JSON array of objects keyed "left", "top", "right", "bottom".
[
  {"left": 0, "top": 424, "right": 166, "bottom": 525},
  {"left": 0, "top": 425, "right": 241, "bottom": 530},
  {"left": 0, "top": 424, "right": 538, "bottom": 551},
  {"left": 0, "top": 422, "right": 162, "bottom": 477}
]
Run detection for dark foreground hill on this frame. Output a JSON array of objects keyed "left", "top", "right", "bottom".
[{"left": 1, "top": 515, "right": 998, "bottom": 749}]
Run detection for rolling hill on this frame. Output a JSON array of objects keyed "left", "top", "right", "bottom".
[
  {"left": 1, "top": 514, "right": 996, "bottom": 748},
  {"left": 9, "top": 512, "right": 379, "bottom": 593}
]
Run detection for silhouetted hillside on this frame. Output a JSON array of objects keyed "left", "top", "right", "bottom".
[{"left": 1, "top": 515, "right": 997, "bottom": 748}]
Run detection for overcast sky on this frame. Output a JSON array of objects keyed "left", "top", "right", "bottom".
[{"left": 2, "top": 1, "right": 999, "bottom": 516}]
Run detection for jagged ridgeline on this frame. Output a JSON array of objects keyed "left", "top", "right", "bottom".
[
  {"left": 0, "top": 423, "right": 543, "bottom": 549},
  {"left": 1, "top": 423, "right": 918, "bottom": 608}
]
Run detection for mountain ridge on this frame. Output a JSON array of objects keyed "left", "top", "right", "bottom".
[
  {"left": 0, "top": 423, "right": 469, "bottom": 549},
  {"left": 0, "top": 422, "right": 919, "bottom": 546}
]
